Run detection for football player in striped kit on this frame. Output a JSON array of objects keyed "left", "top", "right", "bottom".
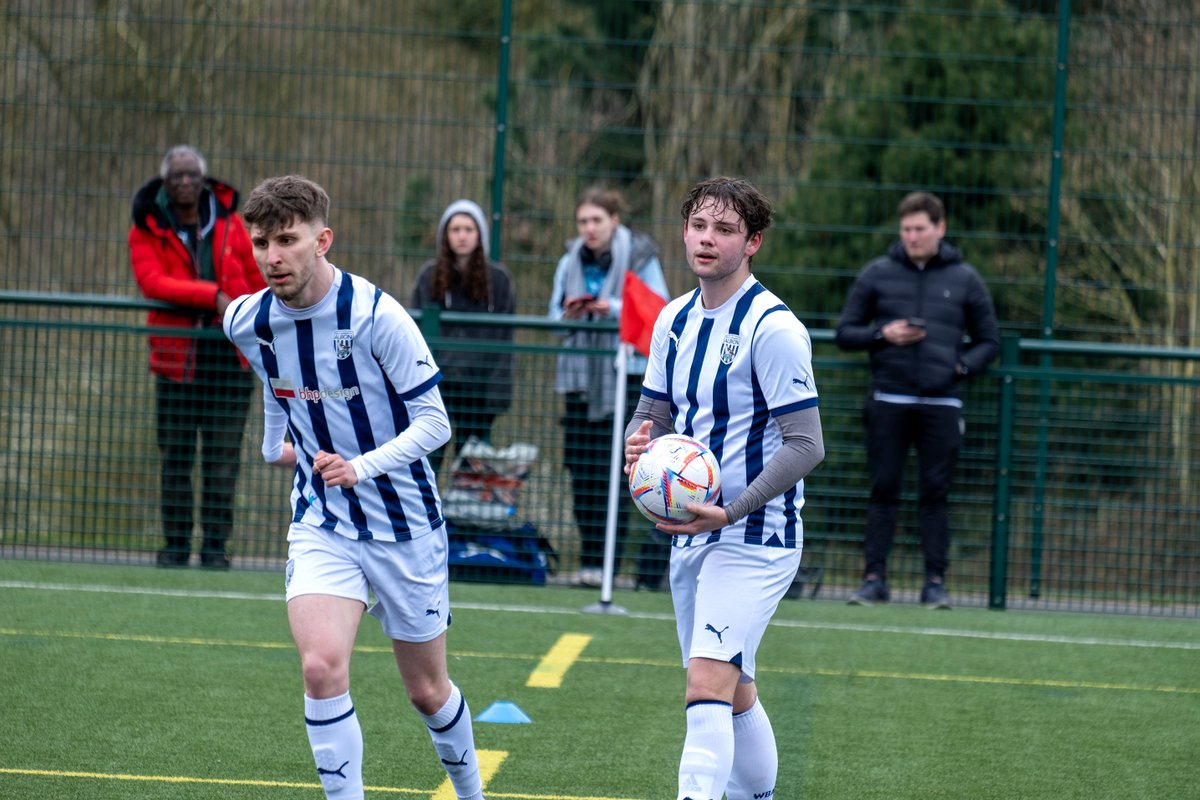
[
  {"left": 625, "top": 177, "right": 825, "bottom": 800},
  {"left": 224, "top": 175, "right": 486, "bottom": 800}
]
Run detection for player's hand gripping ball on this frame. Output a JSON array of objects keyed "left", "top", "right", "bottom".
[{"left": 628, "top": 434, "right": 721, "bottom": 524}]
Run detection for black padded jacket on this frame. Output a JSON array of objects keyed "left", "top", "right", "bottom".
[{"left": 835, "top": 240, "right": 1000, "bottom": 399}]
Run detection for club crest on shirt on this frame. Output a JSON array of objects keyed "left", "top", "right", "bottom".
[
  {"left": 719, "top": 334, "right": 741, "bottom": 365},
  {"left": 333, "top": 329, "right": 355, "bottom": 360}
]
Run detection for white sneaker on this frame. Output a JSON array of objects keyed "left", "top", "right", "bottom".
[{"left": 577, "top": 567, "right": 603, "bottom": 587}]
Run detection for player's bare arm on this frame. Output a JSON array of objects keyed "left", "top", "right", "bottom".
[{"left": 271, "top": 442, "right": 297, "bottom": 469}]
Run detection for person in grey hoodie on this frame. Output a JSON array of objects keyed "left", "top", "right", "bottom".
[
  {"left": 411, "top": 200, "right": 516, "bottom": 470},
  {"left": 548, "top": 187, "right": 670, "bottom": 587}
]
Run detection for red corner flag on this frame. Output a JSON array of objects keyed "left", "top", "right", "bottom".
[{"left": 619, "top": 271, "right": 667, "bottom": 357}]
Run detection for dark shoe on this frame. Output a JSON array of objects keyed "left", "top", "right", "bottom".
[
  {"left": 848, "top": 577, "right": 889, "bottom": 606},
  {"left": 920, "top": 581, "right": 951, "bottom": 609},
  {"left": 200, "top": 552, "right": 230, "bottom": 570},
  {"left": 156, "top": 548, "right": 190, "bottom": 568}
]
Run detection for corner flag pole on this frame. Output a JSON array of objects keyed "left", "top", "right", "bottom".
[
  {"left": 584, "top": 271, "right": 664, "bottom": 616},
  {"left": 583, "top": 341, "right": 630, "bottom": 616}
]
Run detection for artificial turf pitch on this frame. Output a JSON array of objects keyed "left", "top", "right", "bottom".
[{"left": 1, "top": 559, "right": 1197, "bottom": 799}]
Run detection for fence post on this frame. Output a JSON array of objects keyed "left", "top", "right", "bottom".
[
  {"left": 989, "top": 334, "right": 1020, "bottom": 610},
  {"left": 1028, "top": 0, "right": 1072, "bottom": 602},
  {"left": 419, "top": 304, "right": 442, "bottom": 342},
  {"left": 1041, "top": 0, "right": 1070, "bottom": 333},
  {"left": 488, "top": 0, "right": 514, "bottom": 261}
]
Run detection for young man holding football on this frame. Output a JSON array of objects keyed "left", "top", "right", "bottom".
[{"left": 624, "top": 176, "right": 825, "bottom": 800}]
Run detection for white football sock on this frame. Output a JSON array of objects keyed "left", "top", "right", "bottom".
[
  {"left": 419, "top": 682, "right": 483, "bottom": 800},
  {"left": 677, "top": 700, "right": 734, "bottom": 800},
  {"left": 725, "top": 699, "right": 778, "bottom": 800},
  {"left": 305, "top": 692, "right": 364, "bottom": 799}
]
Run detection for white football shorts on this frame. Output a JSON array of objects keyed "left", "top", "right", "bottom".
[
  {"left": 284, "top": 521, "right": 450, "bottom": 643},
  {"left": 670, "top": 540, "right": 802, "bottom": 680}
]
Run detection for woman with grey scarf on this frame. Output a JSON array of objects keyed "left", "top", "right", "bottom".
[{"left": 548, "top": 188, "right": 670, "bottom": 588}]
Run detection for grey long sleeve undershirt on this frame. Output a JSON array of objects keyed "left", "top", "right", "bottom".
[{"left": 626, "top": 396, "right": 825, "bottom": 525}]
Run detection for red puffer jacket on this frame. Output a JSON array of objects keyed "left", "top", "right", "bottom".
[{"left": 129, "top": 176, "right": 265, "bottom": 382}]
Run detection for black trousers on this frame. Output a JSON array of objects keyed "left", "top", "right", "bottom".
[
  {"left": 155, "top": 339, "right": 252, "bottom": 556},
  {"left": 862, "top": 398, "right": 962, "bottom": 581},
  {"left": 561, "top": 379, "right": 663, "bottom": 581}
]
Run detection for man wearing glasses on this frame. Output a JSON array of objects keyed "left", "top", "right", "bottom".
[{"left": 129, "top": 145, "right": 265, "bottom": 569}]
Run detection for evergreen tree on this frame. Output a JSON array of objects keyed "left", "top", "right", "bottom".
[{"left": 765, "top": 0, "right": 1054, "bottom": 330}]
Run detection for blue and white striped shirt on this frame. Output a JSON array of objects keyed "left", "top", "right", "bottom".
[
  {"left": 224, "top": 268, "right": 446, "bottom": 542},
  {"left": 641, "top": 276, "right": 819, "bottom": 548}
]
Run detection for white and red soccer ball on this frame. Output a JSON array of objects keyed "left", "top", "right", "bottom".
[{"left": 628, "top": 434, "right": 721, "bottom": 524}]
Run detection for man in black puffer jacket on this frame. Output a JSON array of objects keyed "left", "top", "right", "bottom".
[{"left": 836, "top": 192, "right": 999, "bottom": 609}]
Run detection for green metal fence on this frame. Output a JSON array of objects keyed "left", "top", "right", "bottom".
[
  {"left": 4, "top": 2, "right": 1198, "bottom": 338},
  {"left": 2, "top": 2, "right": 1198, "bottom": 613},
  {"left": 989, "top": 337, "right": 1200, "bottom": 613},
  {"left": 1, "top": 295, "right": 1196, "bottom": 615}
]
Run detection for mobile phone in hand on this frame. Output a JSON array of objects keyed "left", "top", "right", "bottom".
[
  {"left": 566, "top": 293, "right": 595, "bottom": 308},
  {"left": 907, "top": 317, "right": 926, "bottom": 329}
]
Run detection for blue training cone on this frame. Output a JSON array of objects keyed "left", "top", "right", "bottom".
[{"left": 474, "top": 701, "right": 532, "bottom": 724}]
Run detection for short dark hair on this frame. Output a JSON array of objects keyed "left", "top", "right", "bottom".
[
  {"left": 242, "top": 175, "right": 330, "bottom": 235},
  {"left": 680, "top": 176, "right": 772, "bottom": 239},
  {"left": 897, "top": 191, "right": 945, "bottom": 224}
]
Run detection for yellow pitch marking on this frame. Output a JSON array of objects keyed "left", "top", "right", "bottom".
[
  {"left": 526, "top": 633, "right": 593, "bottom": 688},
  {"left": 431, "top": 749, "right": 507, "bottom": 800},
  {"left": 0, "top": 765, "right": 640, "bottom": 799},
  {"left": 3, "top": 627, "right": 1198, "bottom": 695}
]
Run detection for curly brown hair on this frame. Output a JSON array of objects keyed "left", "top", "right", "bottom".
[{"left": 680, "top": 176, "right": 772, "bottom": 239}]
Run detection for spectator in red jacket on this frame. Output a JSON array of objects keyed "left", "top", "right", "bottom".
[{"left": 129, "top": 145, "right": 265, "bottom": 569}]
